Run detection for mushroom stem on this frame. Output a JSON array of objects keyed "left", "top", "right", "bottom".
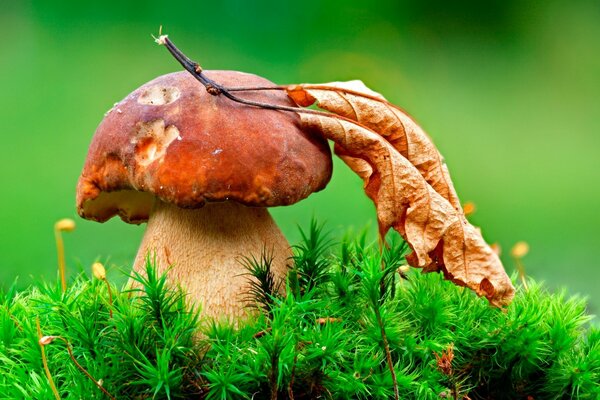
[{"left": 132, "top": 200, "right": 291, "bottom": 320}]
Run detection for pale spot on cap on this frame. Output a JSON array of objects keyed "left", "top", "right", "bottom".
[{"left": 137, "top": 85, "right": 181, "bottom": 106}]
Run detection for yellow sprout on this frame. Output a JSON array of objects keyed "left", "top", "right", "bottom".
[
  {"left": 511, "top": 241, "right": 530, "bottom": 259},
  {"left": 54, "top": 218, "right": 76, "bottom": 232},
  {"left": 37, "top": 329, "right": 117, "bottom": 400},
  {"left": 510, "top": 241, "right": 530, "bottom": 291},
  {"left": 39, "top": 336, "right": 58, "bottom": 346},
  {"left": 463, "top": 201, "right": 476, "bottom": 217},
  {"left": 92, "top": 262, "right": 113, "bottom": 318},
  {"left": 490, "top": 242, "right": 502, "bottom": 256},
  {"left": 92, "top": 262, "right": 107, "bottom": 280},
  {"left": 36, "top": 317, "right": 60, "bottom": 400},
  {"left": 54, "top": 218, "right": 76, "bottom": 292}
]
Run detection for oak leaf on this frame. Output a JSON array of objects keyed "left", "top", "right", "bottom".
[
  {"left": 287, "top": 81, "right": 461, "bottom": 212},
  {"left": 289, "top": 84, "right": 514, "bottom": 307}
]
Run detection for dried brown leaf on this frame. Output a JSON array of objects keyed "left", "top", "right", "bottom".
[
  {"left": 298, "top": 113, "right": 514, "bottom": 307},
  {"left": 287, "top": 81, "right": 461, "bottom": 212}
]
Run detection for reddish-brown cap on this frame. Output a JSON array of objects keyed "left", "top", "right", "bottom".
[{"left": 76, "top": 71, "right": 332, "bottom": 224}]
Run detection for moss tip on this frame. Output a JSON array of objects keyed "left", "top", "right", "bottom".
[
  {"left": 511, "top": 241, "right": 530, "bottom": 258},
  {"left": 92, "top": 262, "right": 107, "bottom": 280},
  {"left": 55, "top": 218, "right": 76, "bottom": 232}
]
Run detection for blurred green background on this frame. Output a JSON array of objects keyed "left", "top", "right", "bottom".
[{"left": 1, "top": 1, "right": 599, "bottom": 313}]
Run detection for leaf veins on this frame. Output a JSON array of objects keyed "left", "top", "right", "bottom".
[{"left": 289, "top": 85, "right": 514, "bottom": 307}]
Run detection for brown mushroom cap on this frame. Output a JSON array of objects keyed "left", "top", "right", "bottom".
[{"left": 76, "top": 71, "right": 333, "bottom": 223}]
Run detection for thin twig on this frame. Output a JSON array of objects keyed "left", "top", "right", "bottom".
[
  {"left": 374, "top": 307, "right": 400, "bottom": 400},
  {"left": 54, "top": 336, "right": 117, "bottom": 400},
  {"left": 510, "top": 242, "right": 530, "bottom": 291},
  {"left": 54, "top": 219, "right": 75, "bottom": 293},
  {"left": 156, "top": 36, "right": 357, "bottom": 121},
  {"left": 378, "top": 236, "right": 388, "bottom": 300},
  {"left": 54, "top": 228, "right": 67, "bottom": 292},
  {"left": 155, "top": 34, "right": 423, "bottom": 159},
  {"left": 36, "top": 317, "right": 60, "bottom": 400},
  {"left": 104, "top": 278, "right": 114, "bottom": 319},
  {"left": 40, "top": 334, "right": 117, "bottom": 400},
  {"left": 92, "top": 262, "right": 114, "bottom": 318},
  {"left": 513, "top": 257, "right": 529, "bottom": 291}
]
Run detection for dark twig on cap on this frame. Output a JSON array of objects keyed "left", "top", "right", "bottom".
[
  {"left": 155, "top": 35, "right": 344, "bottom": 118},
  {"left": 154, "top": 34, "right": 416, "bottom": 148},
  {"left": 155, "top": 33, "right": 415, "bottom": 129}
]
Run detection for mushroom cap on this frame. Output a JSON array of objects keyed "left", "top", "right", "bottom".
[{"left": 76, "top": 71, "right": 332, "bottom": 224}]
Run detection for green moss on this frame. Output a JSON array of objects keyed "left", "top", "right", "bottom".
[{"left": 0, "top": 225, "right": 598, "bottom": 399}]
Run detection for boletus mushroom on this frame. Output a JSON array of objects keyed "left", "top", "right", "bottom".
[{"left": 76, "top": 71, "right": 332, "bottom": 319}]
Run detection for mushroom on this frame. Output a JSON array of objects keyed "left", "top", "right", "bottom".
[{"left": 76, "top": 71, "right": 332, "bottom": 319}]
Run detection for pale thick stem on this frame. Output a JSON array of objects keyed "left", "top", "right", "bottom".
[{"left": 132, "top": 200, "right": 291, "bottom": 320}]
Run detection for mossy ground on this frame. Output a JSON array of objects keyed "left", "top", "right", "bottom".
[{"left": 1, "top": 224, "right": 598, "bottom": 399}]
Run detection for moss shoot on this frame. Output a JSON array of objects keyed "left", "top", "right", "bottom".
[{"left": 1, "top": 223, "right": 598, "bottom": 399}]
